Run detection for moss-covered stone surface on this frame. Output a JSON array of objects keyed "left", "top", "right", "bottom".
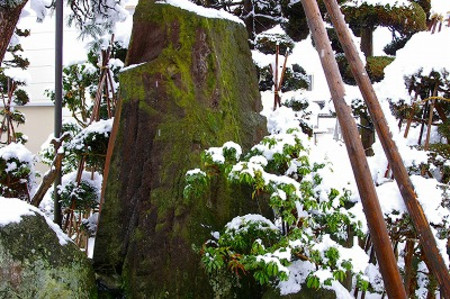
[
  {"left": 94, "top": 1, "right": 267, "bottom": 297},
  {"left": 0, "top": 214, "right": 97, "bottom": 298}
]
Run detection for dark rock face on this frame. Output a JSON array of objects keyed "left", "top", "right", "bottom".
[
  {"left": 0, "top": 205, "right": 96, "bottom": 298},
  {"left": 94, "top": 2, "right": 267, "bottom": 297}
]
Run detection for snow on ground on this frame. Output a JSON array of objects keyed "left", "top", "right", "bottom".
[{"left": 253, "top": 14, "right": 448, "bottom": 296}]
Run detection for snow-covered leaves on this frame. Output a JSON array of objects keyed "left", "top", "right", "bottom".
[
  {"left": 58, "top": 170, "right": 102, "bottom": 210},
  {"left": 0, "top": 143, "right": 35, "bottom": 201},
  {"left": 186, "top": 129, "right": 365, "bottom": 293}
]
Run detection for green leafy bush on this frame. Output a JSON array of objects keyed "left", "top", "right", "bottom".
[{"left": 185, "top": 129, "right": 366, "bottom": 295}]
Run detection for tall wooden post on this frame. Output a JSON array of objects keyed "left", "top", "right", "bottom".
[
  {"left": 54, "top": 0, "right": 63, "bottom": 226},
  {"left": 300, "top": 0, "right": 407, "bottom": 297},
  {"left": 323, "top": 0, "right": 450, "bottom": 295}
]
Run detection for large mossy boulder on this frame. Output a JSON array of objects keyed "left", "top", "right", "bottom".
[
  {"left": 0, "top": 198, "right": 97, "bottom": 298},
  {"left": 94, "top": 1, "right": 267, "bottom": 298}
]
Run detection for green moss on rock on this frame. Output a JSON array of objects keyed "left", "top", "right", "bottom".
[
  {"left": 94, "top": 2, "right": 267, "bottom": 298},
  {"left": 0, "top": 214, "right": 97, "bottom": 298}
]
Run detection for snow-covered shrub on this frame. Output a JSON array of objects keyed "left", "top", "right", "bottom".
[
  {"left": 0, "top": 29, "right": 30, "bottom": 145},
  {"left": 64, "top": 118, "right": 113, "bottom": 171},
  {"left": 185, "top": 128, "right": 367, "bottom": 295},
  {"left": 45, "top": 42, "right": 125, "bottom": 128},
  {"left": 388, "top": 68, "right": 450, "bottom": 184},
  {"left": 254, "top": 32, "right": 294, "bottom": 55},
  {"left": 0, "top": 143, "right": 35, "bottom": 201},
  {"left": 58, "top": 171, "right": 102, "bottom": 211}
]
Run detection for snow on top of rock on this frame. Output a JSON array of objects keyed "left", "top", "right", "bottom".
[
  {"left": 0, "top": 197, "right": 71, "bottom": 245},
  {"left": 156, "top": 0, "right": 244, "bottom": 25},
  {"left": 0, "top": 197, "right": 36, "bottom": 226}
]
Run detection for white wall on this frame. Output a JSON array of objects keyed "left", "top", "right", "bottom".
[
  {"left": 14, "top": 7, "right": 85, "bottom": 172},
  {"left": 12, "top": 3, "right": 135, "bottom": 172}
]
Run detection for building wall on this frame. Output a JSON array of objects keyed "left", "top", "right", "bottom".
[
  {"left": 18, "top": 105, "right": 54, "bottom": 173},
  {"left": 15, "top": 8, "right": 82, "bottom": 172},
  {"left": 13, "top": 3, "right": 136, "bottom": 173}
]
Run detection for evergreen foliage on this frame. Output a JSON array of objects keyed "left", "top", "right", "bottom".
[{"left": 185, "top": 129, "right": 367, "bottom": 295}]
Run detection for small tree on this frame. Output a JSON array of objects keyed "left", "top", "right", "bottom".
[
  {"left": 0, "top": 28, "right": 35, "bottom": 202},
  {"left": 342, "top": 0, "right": 427, "bottom": 58}
]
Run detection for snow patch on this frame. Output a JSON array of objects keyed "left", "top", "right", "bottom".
[{"left": 0, "top": 197, "right": 70, "bottom": 246}]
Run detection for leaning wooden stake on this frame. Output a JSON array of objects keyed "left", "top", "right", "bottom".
[
  {"left": 323, "top": 0, "right": 450, "bottom": 295},
  {"left": 300, "top": 0, "right": 406, "bottom": 297}
]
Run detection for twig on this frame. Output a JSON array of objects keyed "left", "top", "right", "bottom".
[{"left": 31, "top": 132, "right": 71, "bottom": 207}]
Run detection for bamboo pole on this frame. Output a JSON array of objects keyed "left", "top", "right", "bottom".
[
  {"left": 300, "top": 1, "right": 406, "bottom": 297},
  {"left": 323, "top": 0, "right": 450, "bottom": 295}
]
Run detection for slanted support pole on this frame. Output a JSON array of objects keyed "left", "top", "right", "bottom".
[
  {"left": 300, "top": 0, "right": 406, "bottom": 297},
  {"left": 322, "top": 0, "right": 450, "bottom": 296}
]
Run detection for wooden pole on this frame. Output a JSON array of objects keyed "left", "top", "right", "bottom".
[
  {"left": 54, "top": 0, "right": 63, "bottom": 227},
  {"left": 424, "top": 83, "right": 438, "bottom": 150},
  {"left": 323, "top": 0, "right": 450, "bottom": 295},
  {"left": 300, "top": 1, "right": 407, "bottom": 297},
  {"left": 273, "top": 44, "right": 280, "bottom": 111}
]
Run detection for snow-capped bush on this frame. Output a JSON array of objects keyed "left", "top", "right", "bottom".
[
  {"left": 0, "top": 143, "right": 36, "bottom": 201},
  {"left": 186, "top": 129, "right": 367, "bottom": 295}
]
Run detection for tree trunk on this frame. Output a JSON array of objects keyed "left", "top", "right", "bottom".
[
  {"left": 360, "top": 114, "right": 375, "bottom": 156},
  {"left": 359, "top": 28, "right": 375, "bottom": 155},
  {"left": 0, "top": 0, "right": 28, "bottom": 64},
  {"left": 243, "top": 0, "right": 254, "bottom": 40},
  {"left": 360, "top": 27, "right": 373, "bottom": 58},
  {"left": 404, "top": 239, "right": 417, "bottom": 297}
]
